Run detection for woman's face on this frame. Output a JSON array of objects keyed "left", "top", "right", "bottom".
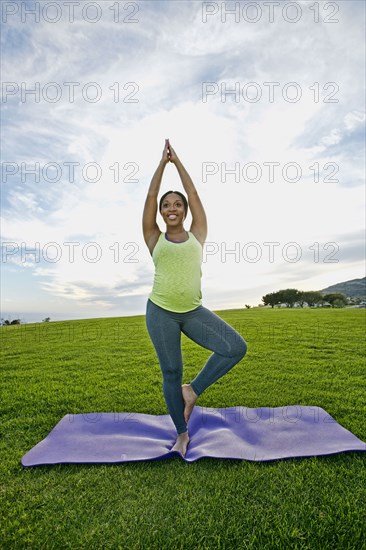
[{"left": 160, "top": 193, "right": 186, "bottom": 226}]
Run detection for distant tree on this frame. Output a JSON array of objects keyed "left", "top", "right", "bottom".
[
  {"left": 277, "top": 288, "right": 301, "bottom": 308},
  {"left": 262, "top": 292, "right": 281, "bottom": 308},
  {"left": 10, "top": 319, "right": 20, "bottom": 325},
  {"left": 323, "top": 293, "right": 347, "bottom": 308},
  {"left": 333, "top": 298, "right": 346, "bottom": 308},
  {"left": 274, "top": 291, "right": 285, "bottom": 306},
  {"left": 244, "top": 304, "right": 251, "bottom": 309},
  {"left": 42, "top": 317, "right": 51, "bottom": 322},
  {"left": 297, "top": 291, "right": 306, "bottom": 308},
  {"left": 302, "top": 291, "right": 324, "bottom": 307}
]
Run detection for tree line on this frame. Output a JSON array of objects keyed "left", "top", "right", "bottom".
[
  {"left": 1, "top": 317, "right": 51, "bottom": 326},
  {"left": 261, "top": 289, "right": 348, "bottom": 308}
]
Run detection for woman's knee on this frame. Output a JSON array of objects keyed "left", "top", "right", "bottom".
[{"left": 232, "top": 335, "right": 248, "bottom": 359}]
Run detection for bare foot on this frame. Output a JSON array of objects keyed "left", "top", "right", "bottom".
[
  {"left": 171, "top": 431, "right": 190, "bottom": 456},
  {"left": 182, "top": 383, "right": 198, "bottom": 424}
]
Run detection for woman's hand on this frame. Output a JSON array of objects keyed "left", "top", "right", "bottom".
[
  {"left": 161, "top": 139, "right": 171, "bottom": 165},
  {"left": 167, "top": 140, "right": 179, "bottom": 164}
]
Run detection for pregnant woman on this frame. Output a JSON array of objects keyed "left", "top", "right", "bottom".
[{"left": 143, "top": 139, "right": 247, "bottom": 456}]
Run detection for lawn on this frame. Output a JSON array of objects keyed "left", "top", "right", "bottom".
[{"left": 1, "top": 307, "right": 365, "bottom": 549}]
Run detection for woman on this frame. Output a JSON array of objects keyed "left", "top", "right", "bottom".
[{"left": 143, "top": 139, "right": 247, "bottom": 456}]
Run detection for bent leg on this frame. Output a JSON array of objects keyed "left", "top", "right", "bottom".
[
  {"left": 181, "top": 306, "right": 247, "bottom": 396},
  {"left": 145, "top": 300, "right": 187, "bottom": 434}
]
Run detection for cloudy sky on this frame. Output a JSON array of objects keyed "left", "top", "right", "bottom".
[{"left": 1, "top": 0, "right": 365, "bottom": 322}]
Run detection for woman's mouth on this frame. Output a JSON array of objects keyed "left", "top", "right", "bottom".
[{"left": 168, "top": 214, "right": 177, "bottom": 220}]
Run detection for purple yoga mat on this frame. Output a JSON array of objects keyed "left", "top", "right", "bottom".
[{"left": 21, "top": 406, "right": 366, "bottom": 466}]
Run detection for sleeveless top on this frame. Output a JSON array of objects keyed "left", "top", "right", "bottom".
[{"left": 149, "top": 231, "right": 203, "bottom": 312}]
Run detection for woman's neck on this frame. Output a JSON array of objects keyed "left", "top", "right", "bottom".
[
  {"left": 165, "top": 228, "right": 188, "bottom": 242},
  {"left": 165, "top": 225, "right": 186, "bottom": 237}
]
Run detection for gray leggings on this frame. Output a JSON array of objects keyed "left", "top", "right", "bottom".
[{"left": 145, "top": 298, "right": 247, "bottom": 434}]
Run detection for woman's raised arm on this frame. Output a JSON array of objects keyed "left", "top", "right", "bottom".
[
  {"left": 142, "top": 140, "right": 170, "bottom": 254},
  {"left": 168, "top": 142, "right": 208, "bottom": 245}
]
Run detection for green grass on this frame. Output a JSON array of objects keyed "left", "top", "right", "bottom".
[{"left": 1, "top": 307, "right": 365, "bottom": 550}]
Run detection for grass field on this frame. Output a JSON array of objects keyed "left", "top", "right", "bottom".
[{"left": 1, "top": 307, "right": 365, "bottom": 549}]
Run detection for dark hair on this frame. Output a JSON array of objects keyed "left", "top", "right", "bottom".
[{"left": 159, "top": 190, "right": 188, "bottom": 216}]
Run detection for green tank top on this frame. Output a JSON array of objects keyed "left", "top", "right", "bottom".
[{"left": 149, "top": 231, "right": 203, "bottom": 312}]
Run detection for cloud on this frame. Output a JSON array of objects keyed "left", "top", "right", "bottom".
[{"left": 1, "top": 0, "right": 365, "bottom": 320}]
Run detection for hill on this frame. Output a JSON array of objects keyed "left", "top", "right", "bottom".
[{"left": 319, "top": 276, "right": 366, "bottom": 298}]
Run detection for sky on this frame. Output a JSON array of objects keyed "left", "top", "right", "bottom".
[{"left": 1, "top": 0, "right": 365, "bottom": 323}]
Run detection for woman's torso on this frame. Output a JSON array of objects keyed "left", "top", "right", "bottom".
[{"left": 148, "top": 231, "right": 203, "bottom": 312}]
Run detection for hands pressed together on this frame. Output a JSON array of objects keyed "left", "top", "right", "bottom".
[{"left": 162, "top": 139, "right": 179, "bottom": 165}]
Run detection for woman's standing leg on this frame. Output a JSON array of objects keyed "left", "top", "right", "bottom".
[{"left": 145, "top": 299, "right": 188, "bottom": 434}]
